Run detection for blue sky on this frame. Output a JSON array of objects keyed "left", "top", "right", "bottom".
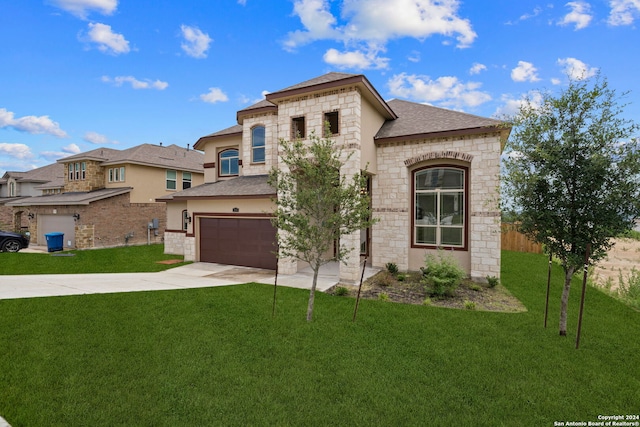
[{"left": 1, "top": 0, "right": 639, "bottom": 175}]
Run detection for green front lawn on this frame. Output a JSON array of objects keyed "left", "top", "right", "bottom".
[
  {"left": 1, "top": 244, "right": 188, "bottom": 274},
  {"left": 1, "top": 251, "right": 638, "bottom": 426}
]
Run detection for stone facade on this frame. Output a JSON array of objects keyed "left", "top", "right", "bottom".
[
  {"left": 373, "top": 133, "right": 502, "bottom": 280},
  {"left": 63, "top": 160, "right": 106, "bottom": 192}
]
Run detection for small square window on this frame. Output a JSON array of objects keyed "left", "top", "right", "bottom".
[
  {"left": 292, "top": 116, "right": 306, "bottom": 139},
  {"left": 323, "top": 111, "right": 339, "bottom": 136}
]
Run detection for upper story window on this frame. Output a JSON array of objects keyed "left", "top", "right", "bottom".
[
  {"left": 166, "top": 170, "right": 177, "bottom": 190},
  {"left": 251, "top": 126, "right": 266, "bottom": 163},
  {"left": 108, "top": 167, "right": 125, "bottom": 182},
  {"left": 219, "top": 148, "right": 239, "bottom": 177},
  {"left": 9, "top": 181, "right": 15, "bottom": 197},
  {"left": 413, "top": 166, "right": 467, "bottom": 249},
  {"left": 182, "top": 172, "right": 192, "bottom": 190},
  {"left": 323, "top": 111, "right": 339, "bottom": 136},
  {"left": 291, "top": 116, "right": 306, "bottom": 139},
  {"left": 68, "top": 162, "right": 86, "bottom": 181}
]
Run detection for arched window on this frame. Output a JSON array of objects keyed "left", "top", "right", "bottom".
[
  {"left": 219, "top": 148, "right": 239, "bottom": 176},
  {"left": 413, "top": 166, "right": 467, "bottom": 249},
  {"left": 252, "top": 126, "right": 265, "bottom": 163}
]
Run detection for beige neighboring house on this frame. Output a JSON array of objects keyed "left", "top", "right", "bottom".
[
  {"left": 3, "top": 144, "right": 204, "bottom": 249},
  {"left": 160, "top": 72, "right": 509, "bottom": 283}
]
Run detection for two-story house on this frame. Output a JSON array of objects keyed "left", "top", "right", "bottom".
[
  {"left": 5, "top": 143, "right": 204, "bottom": 249},
  {"left": 161, "top": 72, "right": 508, "bottom": 283}
]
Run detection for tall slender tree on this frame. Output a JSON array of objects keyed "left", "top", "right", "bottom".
[
  {"left": 268, "top": 130, "right": 376, "bottom": 322},
  {"left": 503, "top": 74, "right": 640, "bottom": 336}
]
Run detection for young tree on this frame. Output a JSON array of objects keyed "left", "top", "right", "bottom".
[
  {"left": 268, "top": 130, "right": 376, "bottom": 322},
  {"left": 503, "top": 74, "right": 640, "bottom": 336}
]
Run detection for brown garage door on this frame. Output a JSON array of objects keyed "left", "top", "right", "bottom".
[{"left": 200, "top": 217, "right": 277, "bottom": 270}]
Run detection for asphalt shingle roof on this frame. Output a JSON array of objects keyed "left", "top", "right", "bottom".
[
  {"left": 377, "top": 99, "right": 504, "bottom": 142},
  {"left": 6, "top": 187, "right": 132, "bottom": 206},
  {"left": 158, "top": 175, "right": 274, "bottom": 201}
]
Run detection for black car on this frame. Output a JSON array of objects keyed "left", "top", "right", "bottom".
[{"left": 0, "top": 230, "right": 30, "bottom": 252}]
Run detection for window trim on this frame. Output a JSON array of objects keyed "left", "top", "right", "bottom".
[
  {"left": 218, "top": 148, "right": 240, "bottom": 177},
  {"left": 182, "top": 172, "right": 192, "bottom": 190},
  {"left": 411, "top": 164, "right": 469, "bottom": 251},
  {"left": 166, "top": 169, "right": 177, "bottom": 190},
  {"left": 251, "top": 125, "right": 266, "bottom": 164},
  {"left": 291, "top": 116, "right": 306, "bottom": 139},
  {"left": 323, "top": 110, "right": 339, "bottom": 136}
]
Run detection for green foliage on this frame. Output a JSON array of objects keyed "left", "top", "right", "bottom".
[
  {"left": 396, "top": 273, "right": 407, "bottom": 282},
  {"left": 267, "top": 130, "right": 378, "bottom": 321},
  {"left": 469, "top": 283, "right": 482, "bottom": 292},
  {"left": 378, "top": 292, "right": 390, "bottom": 301},
  {"left": 421, "top": 251, "right": 466, "bottom": 297},
  {"left": 334, "top": 286, "right": 350, "bottom": 296},
  {"left": 502, "top": 73, "right": 640, "bottom": 334},
  {"left": 385, "top": 262, "right": 399, "bottom": 274},
  {"left": 618, "top": 229, "right": 640, "bottom": 241},
  {"left": 422, "top": 297, "right": 432, "bottom": 305},
  {"left": 486, "top": 276, "right": 499, "bottom": 288},
  {"left": 464, "top": 300, "right": 476, "bottom": 310},
  {"left": 376, "top": 271, "right": 394, "bottom": 287},
  {"left": 617, "top": 268, "right": 640, "bottom": 309},
  {"left": 503, "top": 74, "right": 640, "bottom": 271}
]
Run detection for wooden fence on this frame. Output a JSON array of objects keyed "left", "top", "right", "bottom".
[{"left": 501, "top": 223, "right": 543, "bottom": 254}]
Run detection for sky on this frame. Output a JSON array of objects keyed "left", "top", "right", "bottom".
[{"left": 1, "top": 0, "right": 640, "bottom": 175}]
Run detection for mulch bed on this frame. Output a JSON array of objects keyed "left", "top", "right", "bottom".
[{"left": 330, "top": 271, "right": 527, "bottom": 312}]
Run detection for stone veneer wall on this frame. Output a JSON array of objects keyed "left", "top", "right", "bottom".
[
  {"left": 63, "top": 160, "right": 106, "bottom": 192},
  {"left": 164, "top": 232, "right": 196, "bottom": 261},
  {"left": 373, "top": 133, "right": 502, "bottom": 281},
  {"left": 272, "top": 86, "right": 364, "bottom": 283}
]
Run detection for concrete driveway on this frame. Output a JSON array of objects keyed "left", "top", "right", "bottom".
[{"left": 0, "top": 261, "right": 379, "bottom": 301}]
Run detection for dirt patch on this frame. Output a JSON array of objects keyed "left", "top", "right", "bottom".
[
  {"left": 592, "top": 238, "right": 640, "bottom": 290},
  {"left": 329, "top": 271, "right": 527, "bottom": 313}
]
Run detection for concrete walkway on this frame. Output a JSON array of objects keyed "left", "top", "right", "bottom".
[{"left": 0, "top": 259, "right": 379, "bottom": 301}]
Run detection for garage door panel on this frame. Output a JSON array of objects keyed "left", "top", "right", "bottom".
[{"left": 200, "top": 217, "right": 277, "bottom": 270}]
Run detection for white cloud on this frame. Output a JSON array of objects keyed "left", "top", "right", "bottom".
[
  {"left": 0, "top": 143, "right": 34, "bottom": 160},
  {"left": 388, "top": 73, "right": 491, "bottom": 109},
  {"left": 494, "top": 91, "right": 545, "bottom": 117},
  {"left": 237, "top": 0, "right": 247, "bottom": 5},
  {"left": 200, "top": 87, "right": 229, "bottom": 103},
  {"left": 551, "top": 78, "right": 562, "bottom": 85},
  {"left": 0, "top": 108, "right": 68, "bottom": 137},
  {"left": 85, "top": 22, "right": 130, "bottom": 55},
  {"left": 48, "top": 0, "right": 117, "bottom": 19},
  {"left": 608, "top": 0, "right": 640, "bottom": 25},
  {"left": 62, "top": 143, "right": 81, "bottom": 154},
  {"left": 284, "top": 0, "right": 477, "bottom": 61},
  {"left": 469, "top": 63, "right": 487, "bottom": 75},
  {"left": 557, "top": 57, "right": 598, "bottom": 80},
  {"left": 558, "top": 1, "right": 593, "bottom": 30},
  {"left": 102, "top": 75, "right": 169, "bottom": 90},
  {"left": 408, "top": 51, "right": 421, "bottom": 63},
  {"left": 83, "top": 131, "right": 118, "bottom": 144},
  {"left": 180, "top": 25, "right": 212, "bottom": 59},
  {"left": 511, "top": 61, "right": 540, "bottom": 82},
  {"left": 323, "top": 45, "right": 389, "bottom": 69}
]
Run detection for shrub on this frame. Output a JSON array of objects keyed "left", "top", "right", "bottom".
[
  {"left": 385, "top": 262, "right": 399, "bottom": 275},
  {"left": 397, "top": 273, "right": 407, "bottom": 282},
  {"left": 464, "top": 300, "right": 476, "bottom": 310},
  {"left": 469, "top": 283, "right": 482, "bottom": 292},
  {"left": 421, "top": 251, "right": 466, "bottom": 298},
  {"left": 618, "top": 268, "right": 640, "bottom": 309},
  {"left": 486, "top": 276, "right": 499, "bottom": 288},
  {"left": 376, "top": 271, "right": 394, "bottom": 287},
  {"left": 422, "top": 297, "right": 432, "bottom": 306},
  {"left": 334, "top": 286, "right": 350, "bottom": 296},
  {"left": 378, "top": 292, "right": 389, "bottom": 301}
]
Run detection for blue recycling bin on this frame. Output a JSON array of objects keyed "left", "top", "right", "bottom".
[{"left": 45, "top": 232, "right": 64, "bottom": 252}]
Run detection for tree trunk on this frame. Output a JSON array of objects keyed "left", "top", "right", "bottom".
[
  {"left": 559, "top": 265, "right": 576, "bottom": 336},
  {"left": 306, "top": 266, "right": 320, "bottom": 322}
]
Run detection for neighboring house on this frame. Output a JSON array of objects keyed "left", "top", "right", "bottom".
[
  {"left": 160, "top": 72, "right": 508, "bottom": 283},
  {"left": 4, "top": 144, "right": 204, "bottom": 249}
]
